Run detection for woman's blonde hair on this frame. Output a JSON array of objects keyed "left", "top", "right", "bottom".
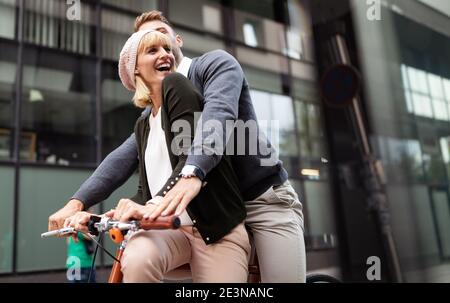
[{"left": 133, "top": 31, "right": 174, "bottom": 108}]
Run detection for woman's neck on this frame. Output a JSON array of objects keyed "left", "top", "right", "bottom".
[{"left": 150, "top": 85, "right": 162, "bottom": 116}]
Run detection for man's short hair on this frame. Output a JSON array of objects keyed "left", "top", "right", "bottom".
[{"left": 134, "top": 10, "right": 172, "bottom": 32}]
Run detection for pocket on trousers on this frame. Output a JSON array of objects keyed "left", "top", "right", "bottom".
[{"left": 269, "top": 182, "right": 300, "bottom": 209}]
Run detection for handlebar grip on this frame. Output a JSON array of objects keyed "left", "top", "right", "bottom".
[{"left": 138, "top": 216, "right": 181, "bottom": 230}]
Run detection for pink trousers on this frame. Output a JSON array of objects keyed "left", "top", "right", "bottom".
[{"left": 121, "top": 223, "right": 251, "bottom": 282}]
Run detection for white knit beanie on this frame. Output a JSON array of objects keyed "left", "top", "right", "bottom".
[{"left": 118, "top": 29, "right": 156, "bottom": 91}]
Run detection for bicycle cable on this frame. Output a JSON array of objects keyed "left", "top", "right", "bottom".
[
  {"left": 79, "top": 230, "right": 121, "bottom": 263},
  {"left": 77, "top": 230, "right": 121, "bottom": 283}
]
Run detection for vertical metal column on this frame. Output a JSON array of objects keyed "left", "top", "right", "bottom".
[
  {"left": 95, "top": 0, "right": 104, "bottom": 267},
  {"left": 12, "top": 0, "right": 25, "bottom": 274},
  {"left": 327, "top": 32, "right": 403, "bottom": 283}
]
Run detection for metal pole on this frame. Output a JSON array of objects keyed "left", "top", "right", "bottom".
[{"left": 328, "top": 33, "right": 403, "bottom": 283}]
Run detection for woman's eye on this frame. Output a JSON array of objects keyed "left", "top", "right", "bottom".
[
  {"left": 147, "top": 48, "right": 157, "bottom": 53},
  {"left": 164, "top": 47, "right": 171, "bottom": 52}
]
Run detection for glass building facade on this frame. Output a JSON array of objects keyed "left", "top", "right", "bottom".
[
  {"left": 0, "top": 0, "right": 338, "bottom": 277},
  {"left": 350, "top": 0, "right": 450, "bottom": 282}
]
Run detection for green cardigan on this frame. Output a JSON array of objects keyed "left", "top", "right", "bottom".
[{"left": 131, "top": 73, "right": 246, "bottom": 244}]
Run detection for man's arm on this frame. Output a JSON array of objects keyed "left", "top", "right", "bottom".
[
  {"left": 48, "top": 133, "right": 139, "bottom": 231},
  {"left": 72, "top": 133, "right": 139, "bottom": 209},
  {"left": 159, "top": 50, "right": 243, "bottom": 213},
  {"left": 185, "top": 50, "right": 244, "bottom": 176}
]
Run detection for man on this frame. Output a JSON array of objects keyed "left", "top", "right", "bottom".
[{"left": 49, "top": 11, "right": 306, "bottom": 282}]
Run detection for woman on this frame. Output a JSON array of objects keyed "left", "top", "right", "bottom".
[{"left": 67, "top": 30, "right": 250, "bottom": 282}]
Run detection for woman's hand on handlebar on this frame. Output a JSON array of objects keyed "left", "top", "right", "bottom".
[
  {"left": 106, "top": 198, "right": 157, "bottom": 222},
  {"left": 63, "top": 211, "right": 92, "bottom": 242}
]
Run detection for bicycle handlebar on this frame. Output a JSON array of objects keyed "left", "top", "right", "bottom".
[
  {"left": 139, "top": 216, "right": 181, "bottom": 230},
  {"left": 41, "top": 215, "right": 181, "bottom": 239}
]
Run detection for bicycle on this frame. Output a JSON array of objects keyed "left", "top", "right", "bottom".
[{"left": 42, "top": 215, "right": 340, "bottom": 283}]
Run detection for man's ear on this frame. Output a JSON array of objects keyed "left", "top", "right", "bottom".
[
  {"left": 135, "top": 69, "right": 139, "bottom": 75},
  {"left": 175, "top": 34, "right": 183, "bottom": 48}
]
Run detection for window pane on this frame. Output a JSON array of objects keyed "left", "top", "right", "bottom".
[
  {"left": 432, "top": 99, "right": 448, "bottom": 121},
  {"left": 271, "top": 94, "right": 295, "bottom": 131},
  {"left": 234, "top": 10, "right": 286, "bottom": 53},
  {"left": 101, "top": 62, "right": 140, "bottom": 157},
  {"left": 295, "top": 101, "right": 308, "bottom": 134},
  {"left": 250, "top": 90, "right": 297, "bottom": 157},
  {"left": 387, "top": 184, "right": 440, "bottom": 281},
  {"left": 17, "top": 167, "right": 94, "bottom": 271},
  {"left": 404, "top": 90, "right": 413, "bottom": 113},
  {"left": 379, "top": 136, "right": 425, "bottom": 183},
  {"left": 292, "top": 77, "right": 318, "bottom": 102},
  {"left": 102, "top": 0, "right": 157, "bottom": 12},
  {"left": 443, "top": 78, "right": 450, "bottom": 101},
  {"left": 0, "top": 41, "right": 17, "bottom": 161},
  {"left": 174, "top": 28, "right": 225, "bottom": 57},
  {"left": 250, "top": 90, "right": 271, "bottom": 122},
  {"left": 231, "top": 0, "right": 279, "bottom": 20},
  {"left": 428, "top": 74, "right": 444, "bottom": 99},
  {"left": 304, "top": 181, "right": 337, "bottom": 236},
  {"left": 242, "top": 65, "right": 282, "bottom": 94},
  {"left": 0, "top": 166, "right": 14, "bottom": 273},
  {"left": 296, "top": 101, "right": 327, "bottom": 158},
  {"left": 101, "top": 9, "right": 135, "bottom": 60},
  {"left": 169, "top": 0, "right": 223, "bottom": 35},
  {"left": 237, "top": 46, "right": 289, "bottom": 75},
  {"left": 286, "top": 0, "right": 314, "bottom": 61},
  {"left": 24, "top": 0, "right": 96, "bottom": 56},
  {"left": 407, "top": 67, "right": 429, "bottom": 94},
  {"left": 307, "top": 103, "right": 324, "bottom": 137},
  {"left": 21, "top": 47, "right": 96, "bottom": 165},
  {"left": 271, "top": 94, "right": 297, "bottom": 156},
  {"left": 412, "top": 93, "right": 433, "bottom": 118},
  {"left": 0, "top": 0, "right": 17, "bottom": 40}
]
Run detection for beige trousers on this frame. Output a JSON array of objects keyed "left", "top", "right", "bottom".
[
  {"left": 121, "top": 223, "right": 250, "bottom": 283},
  {"left": 245, "top": 180, "right": 306, "bottom": 282}
]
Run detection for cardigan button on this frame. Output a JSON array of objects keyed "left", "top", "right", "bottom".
[
  {"left": 192, "top": 220, "right": 196, "bottom": 224},
  {"left": 171, "top": 181, "right": 175, "bottom": 185},
  {"left": 175, "top": 177, "right": 179, "bottom": 181},
  {"left": 206, "top": 237, "right": 210, "bottom": 241},
  {"left": 163, "top": 191, "right": 167, "bottom": 195},
  {"left": 167, "top": 186, "right": 170, "bottom": 189}
]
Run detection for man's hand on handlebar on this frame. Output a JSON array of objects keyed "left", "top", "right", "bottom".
[{"left": 48, "top": 199, "right": 84, "bottom": 233}]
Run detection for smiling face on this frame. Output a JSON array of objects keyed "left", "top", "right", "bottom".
[
  {"left": 137, "top": 20, "right": 183, "bottom": 65},
  {"left": 135, "top": 31, "right": 176, "bottom": 92}
]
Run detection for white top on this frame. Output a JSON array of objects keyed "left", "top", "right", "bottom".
[
  {"left": 177, "top": 56, "right": 192, "bottom": 77},
  {"left": 144, "top": 108, "right": 192, "bottom": 225},
  {"left": 176, "top": 57, "right": 202, "bottom": 177}
]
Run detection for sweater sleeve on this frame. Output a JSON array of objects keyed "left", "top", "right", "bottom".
[
  {"left": 72, "top": 133, "right": 139, "bottom": 209},
  {"left": 185, "top": 50, "right": 243, "bottom": 178}
]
